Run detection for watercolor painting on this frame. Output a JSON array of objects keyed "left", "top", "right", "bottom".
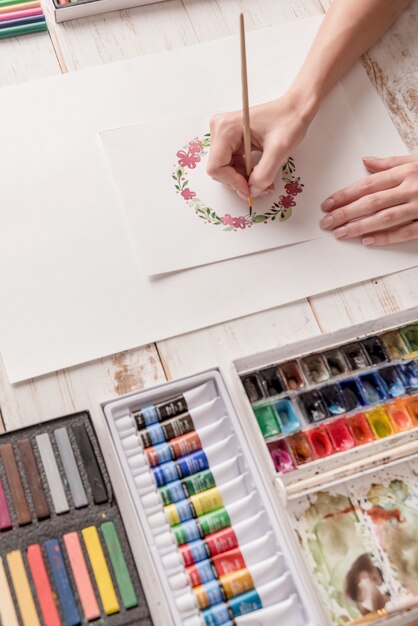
[
  {"left": 360, "top": 479, "right": 418, "bottom": 595},
  {"left": 292, "top": 491, "right": 391, "bottom": 624},
  {"left": 172, "top": 133, "right": 304, "bottom": 231}
]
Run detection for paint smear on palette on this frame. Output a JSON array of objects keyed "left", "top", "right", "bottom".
[
  {"left": 295, "top": 492, "right": 390, "bottom": 624},
  {"left": 362, "top": 480, "right": 418, "bottom": 595}
]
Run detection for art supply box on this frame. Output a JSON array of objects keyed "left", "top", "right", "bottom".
[
  {"left": 52, "top": 0, "right": 167, "bottom": 23},
  {"left": 101, "top": 305, "right": 418, "bottom": 626}
]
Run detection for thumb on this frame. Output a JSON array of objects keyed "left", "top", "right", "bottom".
[
  {"left": 249, "top": 142, "right": 286, "bottom": 197},
  {"left": 363, "top": 155, "right": 417, "bottom": 172}
]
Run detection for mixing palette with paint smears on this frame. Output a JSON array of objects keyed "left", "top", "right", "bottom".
[
  {"left": 238, "top": 321, "right": 418, "bottom": 475},
  {"left": 103, "top": 372, "right": 316, "bottom": 626},
  {"left": 0, "top": 412, "right": 152, "bottom": 626}
]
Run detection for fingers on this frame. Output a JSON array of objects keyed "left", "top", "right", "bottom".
[
  {"left": 321, "top": 168, "right": 405, "bottom": 213},
  {"left": 330, "top": 203, "right": 415, "bottom": 240},
  {"left": 319, "top": 187, "right": 408, "bottom": 231},
  {"left": 207, "top": 130, "right": 249, "bottom": 197},
  {"left": 249, "top": 138, "right": 286, "bottom": 197},
  {"left": 362, "top": 221, "right": 418, "bottom": 247},
  {"left": 363, "top": 154, "right": 418, "bottom": 173}
]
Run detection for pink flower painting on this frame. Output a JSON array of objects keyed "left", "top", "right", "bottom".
[
  {"left": 279, "top": 195, "right": 297, "bottom": 209},
  {"left": 181, "top": 188, "right": 196, "bottom": 200},
  {"left": 176, "top": 150, "right": 201, "bottom": 169}
]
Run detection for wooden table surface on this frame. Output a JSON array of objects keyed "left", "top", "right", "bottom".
[{"left": 1, "top": 0, "right": 418, "bottom": 624}]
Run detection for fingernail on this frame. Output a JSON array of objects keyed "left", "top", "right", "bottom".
[
  {"left": 362, "top": 237, "right": 376, "bottom": 246},
  {"left": 320, "top": 215, "right": 334, "bottom": 230},
  {"left": 363, "top": 156, "right": 377, "bottom": 161},
  {"left": 250, "top": 185, "right": 265, "bottom": 197},
  {"left": 334, "top": 226, "right": 348, "bottom": 239},
  {"left": 236, "top": 191, "right": 248, "bottom": 201},
  {"left": 321, "top": 197, "right": 335, "bottom": 211}
]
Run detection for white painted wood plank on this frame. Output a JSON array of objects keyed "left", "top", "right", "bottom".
[
  {"left": 0, "top": 19, "right": 61, "bottom": 86},
  {"left": 45, "top": 0, "right": 197, "bottom": 72},
  {"left": 0, "top": 345, "right": 166, "bottom": 431},
  {"left": 157, "top": 302, "right": 320, "bottom": 380}
]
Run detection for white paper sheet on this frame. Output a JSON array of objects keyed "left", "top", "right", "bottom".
[
  {"left": 0, "top": 16, "right": 416, "bottom": 383},
  {"left": 101, "top": 92, "right": 369, "bottom": 274}
]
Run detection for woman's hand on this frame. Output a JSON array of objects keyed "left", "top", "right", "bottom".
[
  {"left": 207, "top": 92, "right": 315, "bottom": 201},
  {"left": 320, "top": 154, "right": 418, "bottom": 246}
]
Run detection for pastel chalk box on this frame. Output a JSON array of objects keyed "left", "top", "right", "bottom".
[
  {"left": 0, "top": 412, "right": 151, "bottom": 626},
  {"left": 51, "top": 0, "right": 169, "bottom": 23}
]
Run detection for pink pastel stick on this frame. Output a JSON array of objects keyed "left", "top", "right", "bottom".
[{"left": 0, "top": 7, "right": 43, "bottom": 21}]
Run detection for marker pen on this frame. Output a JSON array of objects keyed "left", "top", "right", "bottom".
[
  {"left": 153, "top": 455, "right": 242, "bottom": 507},
  {"left": 199, "top": 574, "right": 295, "bottom": 624},
  {"left": 172, "top": 492, "right": 259, "bottom": 546},
  {"left": 170, "top": 511, "right": 270, "bottom": 569},
  {"left": 139, "top": 397, "right": 225, "bottom": 448},
  {"left": 151, "top": 436, "right": 238, "bottom": 487},
  {"left": 133, "top": 381, "right": 217, "bottom": 428},
  {"left": 158, "top": 474, "right": 249, "bottom": 527},
  {"left": 145, "top": 417, "right": 229, "bottom": 467}
]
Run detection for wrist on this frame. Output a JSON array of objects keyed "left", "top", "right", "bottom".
[{"left": 283, "top": 84, "right": 321, "bottom": 126}]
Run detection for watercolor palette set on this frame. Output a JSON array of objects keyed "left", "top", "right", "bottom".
[
  {"left": 236, "top": 316, "right": 418, "bottom": 481},
  {"left": 51, "top": 0, "right": 167, "bottom": 22},
  {"left": 0, "top": 412, "right": 152, "bottom": 626}
]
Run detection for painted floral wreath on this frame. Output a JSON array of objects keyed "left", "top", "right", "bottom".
[{"left": 172, "top": 133, "right": 305, "bottom": 231}]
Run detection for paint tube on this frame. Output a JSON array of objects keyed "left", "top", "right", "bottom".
[
  {"left": 132, "top": 381, "right": 217, "bottom": 428},
  {"left": 170, "top": 511, "right": 269, "bottom": 569},
  {"left": 155, "top": 455, "right": 242, "bottom": 507},
  {"left": 139, "top": 397, "right": 225, "bottom": 448},
  {"left": 159, "top": 474, "right": 249, "bottom": 528},
  {"left": 170, "top": 532, "right": 285, "bottom": 596},
  {"left": 182, "top": 555, "right": 284, "bottom": 608},
  {"left": 145, "top": 417, "right": 230, "bottom": 467},
  {"left": 177, "top": 572, "right": 295, "bottom": 620},
  {"left": 212, "top": 532, "right": 279, "bottom": 577},
  {"left": 151, "top": 436, "right": 238, "bottom": 487},
  {"left": 234, "top": 594, "right": 304, "bottom": 626},
  {"left": 171, "top": 492, "right": 259, "bottom": 546}
]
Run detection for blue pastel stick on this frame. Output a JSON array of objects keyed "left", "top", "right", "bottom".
[
  {"left": 45, "top": 539, "right": 81, "bottom": 626},
  {"left": 0, "top": 15, "right": 45, "bottom": 29}
]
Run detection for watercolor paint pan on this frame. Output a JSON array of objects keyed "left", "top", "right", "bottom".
[
  {"left": 0, "top": 411, "right": 152, "bottom": 626},
  {"left": 234, "top": 306, "right": 418, "bottom": 487},
  {"left": 103, "top": 370, "right": 320, "bottom": 626}
]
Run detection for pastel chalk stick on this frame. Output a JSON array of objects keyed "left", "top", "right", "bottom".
[
  {"left": 18, "top": 438, "right": 50, "bottom": 520},
  {"left": 45, "top": 539, "right": 81, "bottom": 626},
  {"left": 72, "top": 424, "right": 108, "bottom": 504},
  {"left": 101, "top": 521, "right": 138, "bottom": 609},
  {"left": 0, "top": 443, "right": 31, "bottom": 526},
  {"left": 64, "top": 532, "right": 100, "bottom": 621},
  {"left": 0, "top": 475, "right": 12, "bottom": 530},
  {"left": 36, "top": 433, "right": 69, "bottom": 514},
  {"left": 54, "top": 427, "right": 88, "bottom": 508},
  {"left": 27, "top": 544, "right": 62, "bottom": 626},
  {"left": 0, "top": 556, "right": 19, "bottom": 626},
  {"left": 82, "top": 526, "right": 119, "bottom": 615},
  {"left": 7, "top": 550, "right": 41, "bottom": 626}
]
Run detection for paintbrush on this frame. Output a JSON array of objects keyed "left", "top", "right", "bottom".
[
  {"left": 348, "top": 597, "right": 418, "bottom": 625},
  {"left": 239, "top": 13, "right": 252, "bottom": 216}
]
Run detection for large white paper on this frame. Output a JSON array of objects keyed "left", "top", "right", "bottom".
[
  {"left": 0, "top": 16, "right": 416, "bottom": 383},
  {"left": 101, "top": 92, "right": 369, "bottom": 274}
]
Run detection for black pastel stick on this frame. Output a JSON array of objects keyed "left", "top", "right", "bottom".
[{"left": 72, "top": 424, "right": 108, "bottom": 504}]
